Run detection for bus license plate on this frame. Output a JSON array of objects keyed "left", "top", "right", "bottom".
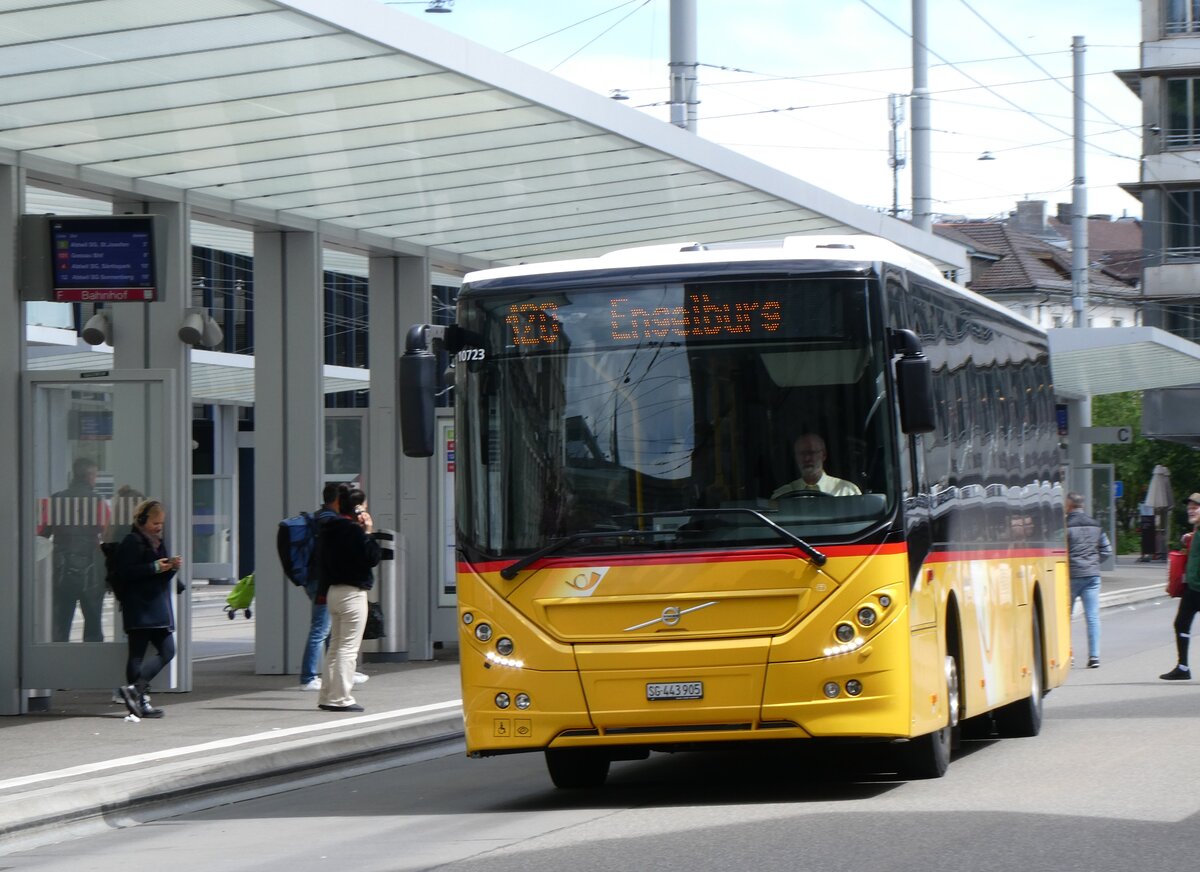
[{"left": 646, "top": 681, "right": 703, "bottom": 700}]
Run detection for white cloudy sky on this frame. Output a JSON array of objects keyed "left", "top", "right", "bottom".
[{"left": 383, "top": 0, "right": 1143, "bottom": 222}]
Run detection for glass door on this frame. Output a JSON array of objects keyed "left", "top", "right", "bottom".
[
  {"left": 1073, "top": 463, "right": 1117, "bottom": 572},
  {"left": 23, "top": 371, "right": 180, "bottom": 689}
]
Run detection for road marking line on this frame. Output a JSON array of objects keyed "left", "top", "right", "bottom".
[{"left": 0, "top": 699, "right": 463, "bottom": 792}]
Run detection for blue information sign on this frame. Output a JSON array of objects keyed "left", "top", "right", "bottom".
[{"left": 49, "top": 216, "right": 157, "bottom": 302}]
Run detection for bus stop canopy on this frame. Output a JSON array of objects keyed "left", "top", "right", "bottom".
[
  {"left": 1048, "top": 326, "right": 1200, "bottom": 399},
  {"left": 0, "top": 0, "right": 966, "bottom": 275}
]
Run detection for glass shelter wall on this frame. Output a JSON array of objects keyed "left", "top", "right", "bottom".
[{"left": 24, "top": 373, "right": 177, "bottom": 689}]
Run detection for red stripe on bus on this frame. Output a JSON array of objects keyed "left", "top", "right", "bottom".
[
  {"left": 461, "top": 543, "right": 1064, "bottom": 575},
  {"left": 462, "top": 541, "right": 908, "bottom": 575}
]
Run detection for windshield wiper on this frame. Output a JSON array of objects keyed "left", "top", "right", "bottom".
[
  {"left": 618, "top": 508, "right": 827, "bottom": 566},
  {"left": 499, "top": 528, "right": 664, "bottom": 580}
]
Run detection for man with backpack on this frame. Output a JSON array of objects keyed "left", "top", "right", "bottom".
[{"left": 279, "top": 483, "right": 368, "bottom": 690}]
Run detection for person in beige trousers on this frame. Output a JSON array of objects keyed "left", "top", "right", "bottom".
[{"left": 314, "top": 484, "right": 380, "bottom": 712}]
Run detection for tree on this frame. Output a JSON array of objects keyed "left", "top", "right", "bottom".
[{"left": 1092, "top": 391, "right": 1200, "bottom": 548}]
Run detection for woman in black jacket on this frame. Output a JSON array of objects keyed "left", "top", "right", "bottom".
[
  {"left": 115, "top": 499, "right": 181, "bottom": 719},
  {"left": 316, "top": 484, "right": 380, "bottom": 712}
]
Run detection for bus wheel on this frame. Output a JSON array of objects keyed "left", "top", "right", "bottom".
[
  {"left": 545, "top": 748, "right": 611, "bottom": 789},
  {"left": 995, "top": 608, "right": 1044, "bottom": 738},
  {"left": 900, "top": 652, "right": 959, "bottom": 779}
]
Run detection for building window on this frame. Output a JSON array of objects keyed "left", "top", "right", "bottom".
[
  {"left": 1052, "top": 315, "right": 1065, "bottom": 328},
  {"left": 1166, "top": 190, "right": 1200, "bottom": 260},
  {"left": 1166, "top": 78, "right": 1200, "bottom": 147},
  {"left": 1166, "top": 0, "right": 1200, "bottom": 34},
  {"left": 1112, "top": 318, "right": 1124, "bottom": 328}
]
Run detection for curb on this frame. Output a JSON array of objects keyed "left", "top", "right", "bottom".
[
  {"left": 0, "top": 708, "right": 464, "bottom": 849},
  {"left": 1098, "top": 584, "right": 1169, "bottom": 610}
]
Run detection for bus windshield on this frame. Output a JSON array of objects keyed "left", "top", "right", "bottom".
[{"left": 455, "top": 275, "right": 898, "bottom": 559}]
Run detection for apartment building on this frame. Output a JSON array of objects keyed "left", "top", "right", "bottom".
[{"left": 1119, "top": 0, "right": 1200, "bottom": 443}]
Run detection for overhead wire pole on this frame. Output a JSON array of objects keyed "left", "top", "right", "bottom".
[
  {"left": 669, "top": 0, "right": 698, "bottom": 132},
  {"left": 1068, "top": 34, "right": 1092, "bottom": 494},
  {"left": 1071, "top": 35, "right": 1089, "bottom": 331},
  {"left": 889, "top": 94, "right": 907, "bottom": 218},
  {"left": 910, "top": 0, "right": 932, "bottom": 231}
]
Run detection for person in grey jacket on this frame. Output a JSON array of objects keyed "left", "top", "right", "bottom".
[{"left": 1066, "top": 492, "right": 1113, "bottom": 668}]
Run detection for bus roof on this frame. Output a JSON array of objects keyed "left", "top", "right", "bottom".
[{"left": 466, "top": 235, "right": 949, "bottom": 285}]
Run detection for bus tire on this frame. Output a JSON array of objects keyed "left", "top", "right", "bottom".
[
  {"left": 995, "top": 607, "right": 1044, "bottom": 738},
  {"left": 900, "top": 651, "right": 959, "bottom": 779},
  {"left": 545, "top": 748, "right": 611, "bottom": 789}
]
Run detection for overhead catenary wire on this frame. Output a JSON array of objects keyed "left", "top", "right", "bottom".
[
  {"left": 478, "top": 1, "right": 1139, "bottom": 217},
  {"left": 852, "top": 0, "right": 1133, "bottom": 163},
  {"left": 954, "top": 0, "right": 1136, "bottom": 137}
]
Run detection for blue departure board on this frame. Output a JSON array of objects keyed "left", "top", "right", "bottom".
[{"left": 49, "top": 216, "right": 157, "bottom": 302}]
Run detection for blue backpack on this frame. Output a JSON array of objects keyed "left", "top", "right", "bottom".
[{"left": 276, "top": 512, "right": 319, "bottom": 588}]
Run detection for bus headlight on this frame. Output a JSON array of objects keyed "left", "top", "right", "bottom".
[
  {"left": 495, "top": 692, "right": 511, "bottom": 709},
  {"left": 835, "top": 623, "right": 855, "bottom": 643},
  {"left": 515, "top": 693, "right": 531, "bottom": 710},
  {"left": 496, "top": 637, "right": 514, "bottom": 656},
  {"left": 878, "top": 595, "right": 891, "bottom": 609},
  {"left": 845, "top": 679, "right": 863, "bottom": 696},
  {"left": 462, "top": 612, "right": 474, "bottom": 625},
  {"left": 475, "top": 623, "right": 493, "bottom": 642},
  {"left": 856, "top": 607, "right": 878, "bottom": 628},
  {"left": 823, "top": 682, "right": 841, "bottom": 698}
]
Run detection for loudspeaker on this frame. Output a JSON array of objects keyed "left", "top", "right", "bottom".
[{"left": 81, "top": 311, "right": 112, "bottom": 346}]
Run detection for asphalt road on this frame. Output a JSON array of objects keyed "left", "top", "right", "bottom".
[{"left": 6, "top": 597, "right": 1198, "bottom": 872}]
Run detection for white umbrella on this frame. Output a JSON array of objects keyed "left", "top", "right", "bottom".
[
  {"left": 1146, "top": 465, "right": 1173, "bottom": 510},
  {"left": 1146, "top": 465, "right": 1174, "bottom": 560}
]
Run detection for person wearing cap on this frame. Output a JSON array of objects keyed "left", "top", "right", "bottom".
[
  {"left": 1066, "top": 492, "right": 1112, "bottom": 669},
  {"left": 1161, "top": 492, "right": 1200, "bottom": 680}
]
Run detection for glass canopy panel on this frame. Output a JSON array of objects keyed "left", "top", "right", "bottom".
[
  {"left": 0, "top": 12, "right": 337, "bottom": 75},
  {"left": 291, "top": 166, "right": 714, "bottom": 221},
  {"left": 41, "top": 95, "right": 556, "bottom": 172},
  {"left": 0, "top": 0, "right": 274, "bottom": 47},
  {"left": 7, "top": 77, "right": 486, "bottom": 152},
  {"left": 0, "top": 56, "right": 439, "bottom": 131},
  {"left": 160, "top": 139, "right": 635, "bottom": 197},
  {"left": 0, "top": 36, "right": 393, "bottom": 106},
  {"left": 251, "top": 151, "right": 677, "bottom": 211},
  {"left": 104, "top": 118, "right": 619, "bottom": 193},
  {"left": 357, "top": 182, "right": 760, "bottom": 236},
  {"left": 380, "top": 194, "right": 782, "bottom": 244}
]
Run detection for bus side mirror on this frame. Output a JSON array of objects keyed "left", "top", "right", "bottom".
[
  {"left": 891, "top": 328, "right": 936, "bottom": 435},
  {"left": 399, "top": 325, "right": 438, "bottom": 458}
]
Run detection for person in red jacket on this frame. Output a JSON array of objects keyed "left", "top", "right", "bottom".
[{"left": 1161, "top": 493, "right": 1200, "bottom": 680}]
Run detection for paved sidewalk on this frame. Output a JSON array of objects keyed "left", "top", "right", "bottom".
[
  {"left": 0, "top": 648, "right": 465, "bottom": 851},
  {"left": 0, "top": 555, "right": 1173, "bottom": 852}
]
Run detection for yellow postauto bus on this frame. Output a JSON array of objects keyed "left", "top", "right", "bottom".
[{"left": 400, "top": 235, "right": 1070, "bottom": 787}]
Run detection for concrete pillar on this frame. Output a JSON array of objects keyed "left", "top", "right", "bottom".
[
  {"left": 253, "top": 230, "right": 323, "bottom": 674},
  {"left": 369, "top": 254, "right": 433, "bottom": 660},
  {"left": 0, "top": 165, "right": 24, "bottom": 714}
]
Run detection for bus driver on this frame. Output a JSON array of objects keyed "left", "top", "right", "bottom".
[{"left": 771, "top": 432, "right": 861, "bottom": 498}]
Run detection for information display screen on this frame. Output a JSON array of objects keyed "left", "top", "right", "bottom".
[{"left": 49, "top": 216, "right": 157, "bottom": 302}]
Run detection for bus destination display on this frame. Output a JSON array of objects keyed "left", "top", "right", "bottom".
[
  {"left": 505, "top": 293, "right": 784, "bottom": 348},
  {"left": 50, "top": 217, "right": 156, "bottom": 302}
]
